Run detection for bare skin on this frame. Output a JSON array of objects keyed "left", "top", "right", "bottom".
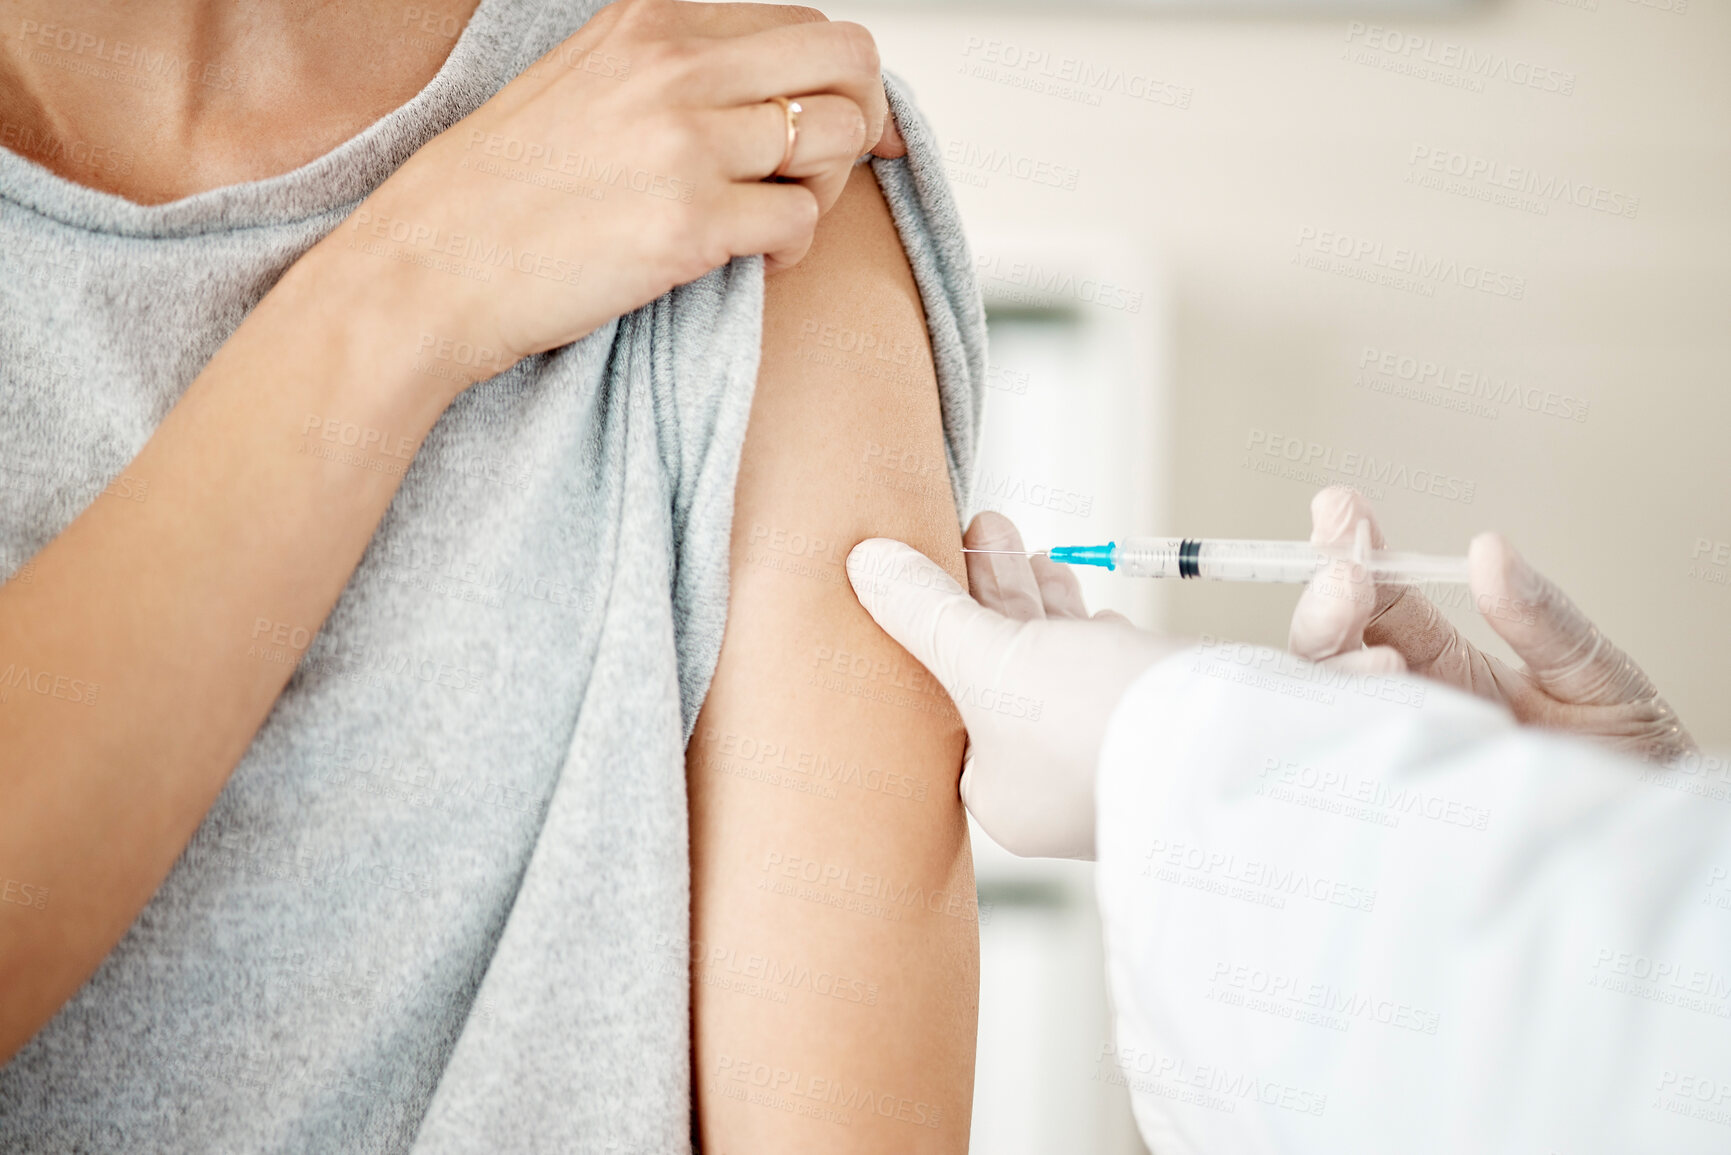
[
  {"left": 0, "top": 0, "right": 486, "bottom": 202},
  {"left": 0, "top": 2, "right": 974, "bottom": 1147},
  {"left": 689, "top": 164, "right": 976, "bottom": 1151}
]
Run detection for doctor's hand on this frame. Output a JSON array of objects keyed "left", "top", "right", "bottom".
[
  {"left": 847, "top": 513, "right": 1176, "bottom": 859},
  {"left": 1288, "top": 486, "right": 1696, "bottom": 763}
]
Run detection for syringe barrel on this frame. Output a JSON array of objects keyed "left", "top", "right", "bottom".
[
  {"left": 1112, "top": 538, "right": 1326, "bottom": 582},
  {"left": 1110, "top": 538, "right": 1470, "bottom": 585}
]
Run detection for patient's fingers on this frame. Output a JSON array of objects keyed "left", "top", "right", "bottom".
[
  {"left": 963, "top": 511, "right": 1045, "bottom": 620},
  {"left": 714, "top": 95, "right": 868, "bottom": 182}
]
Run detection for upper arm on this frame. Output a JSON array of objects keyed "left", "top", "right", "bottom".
[{"left": 686, "top": 164, "right": 977, "bottom": 1152}]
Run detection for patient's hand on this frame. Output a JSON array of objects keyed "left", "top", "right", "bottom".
[
  {"left": 1288, "top": 486, "right": 1696, "bottom": 763},
  {"left": 686, "top": 164, "right": 975, "bottom": 1152}
]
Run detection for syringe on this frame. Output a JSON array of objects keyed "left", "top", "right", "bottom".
[{"left": 962, "top": 538, "right": 1469, "bottom": 585}]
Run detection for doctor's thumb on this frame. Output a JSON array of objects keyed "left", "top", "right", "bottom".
[{"left": 847, "top": 538, "right": 1015, "bottom": 698}]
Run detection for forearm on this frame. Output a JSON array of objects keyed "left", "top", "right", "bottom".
[
  {"left": 0, "top": 238, "right": 465, "bottom": 1062},
  {"left": 689, "top": 166, "right": 977, "bottom": 1152}
]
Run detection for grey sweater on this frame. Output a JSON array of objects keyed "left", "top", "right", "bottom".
[{"left": 0, "top": 1, "right": 985, "bottom": 1150}]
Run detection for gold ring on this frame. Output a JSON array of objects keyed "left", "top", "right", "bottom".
[{"left": 771, "top": 95, "right": 802, "bottom": 177}]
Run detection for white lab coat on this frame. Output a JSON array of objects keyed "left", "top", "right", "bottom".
[{"left": 1094, "top": 643, "right": 1731, "bottom": 1155}]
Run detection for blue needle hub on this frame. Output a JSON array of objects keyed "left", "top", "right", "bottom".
[{"left": 1047, "top": 542, "right": 1117, "bottom": 571}]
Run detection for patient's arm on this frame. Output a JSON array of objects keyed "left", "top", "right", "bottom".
[{"left": 687, "top": 163, "right": 977, "bottom": 1153}]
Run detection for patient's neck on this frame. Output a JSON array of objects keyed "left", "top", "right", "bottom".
[{"left": 0, "top": 0, "right": 482, "bottom": 203}]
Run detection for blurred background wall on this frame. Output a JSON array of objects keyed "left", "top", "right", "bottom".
[{"left": 828, "top": 0, "right": 1730, "bottom": 1148}]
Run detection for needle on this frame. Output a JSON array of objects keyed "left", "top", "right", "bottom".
[{"left": 960, "top": 548, "right": 1049, "bottom": 557}]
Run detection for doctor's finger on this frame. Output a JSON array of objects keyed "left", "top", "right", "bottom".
[
  {"left": 1308, "top": 488, "right": 1474, "bottom": 679},
  {"left": 1029, "top": 555, "right": 1091, "bottom": 620},
  {"left": 849, "top": 537, "right": 1024, "bottom": 703},
  {"left": 964, "top": 512, "right": 1046, "bottom": 620},
  {"left": 1467, "top": 533, "right": 1653, "bottom": 707},
  {"left": 1319, "top": 644, "right": 1407, "bottom": 676},
  {"left": 1288, "top": 488, "right": 1381, "bottom": 659},
  {"left": 1310, "top": 486, "right": 1387, "bottom": 549}
]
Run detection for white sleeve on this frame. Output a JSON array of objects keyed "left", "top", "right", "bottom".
[{"left": 1094, "top": 642, "right": 1731, "bottom": 1155}]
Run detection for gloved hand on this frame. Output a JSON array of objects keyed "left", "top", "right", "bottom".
[
  {"left": 1289, "top": 486, "right": 1696, "bottom": 763},
  {"left": 847, "top": 513, "right": 1173, "bottom": 859},
  {"left": 848, "top": 511, "right": 1391, "bottom": 859}
]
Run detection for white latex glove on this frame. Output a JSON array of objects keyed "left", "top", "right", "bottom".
[
  {"left": 1289, "top": 486, "right": 1696, "bottom": 763},
  {"left": 847, "top": 513, "right": 1173, "bottom": 859},
  {"left": 848, "top": 511, "right": 1394, "bottom": 859}
]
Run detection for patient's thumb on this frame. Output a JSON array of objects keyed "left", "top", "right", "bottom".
[{"left": 848, "top": 538, "right": 1003, "bottom": 690}]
